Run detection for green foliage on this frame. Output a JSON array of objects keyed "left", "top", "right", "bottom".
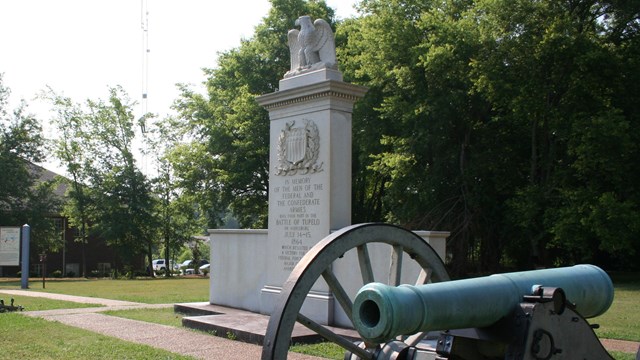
[
  {"left": 33, "top": 0, "right": 639, "bottom": 276},
  {"left": 173, "top": 0, "right": 336, "bottom": 229},
  {"left": 0, "top": 75, "right": 61, "bottom": 253},
  {"left": 341, "top": 0, "right": 640, "bottom": 273},
  {"left": 177, "top": 246, "right": 193, "bottom": 264},
  {"left": 46, "top": 89, "right": 94, "bottom": 276},
  {"left": 143, "top": 111, "right": 210, "bottom": 278},
  {"left": 46, "top": 87, "right": 157, "bottom": 275}
]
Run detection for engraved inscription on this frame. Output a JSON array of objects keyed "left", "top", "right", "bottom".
[{"left": 272, "top": 176, "right": 325, "bottom": 271}]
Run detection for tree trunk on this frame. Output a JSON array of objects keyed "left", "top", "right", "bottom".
[{"left": 147, "top": 243, "right": 155, "bottom": 278}]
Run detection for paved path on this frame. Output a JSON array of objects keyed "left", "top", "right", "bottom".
[
  {"left": 2, "top": 289, "right": 638, "bottom": 358},
  {"left": 1, "top": 289, "right": 323, "bottom": 360}
]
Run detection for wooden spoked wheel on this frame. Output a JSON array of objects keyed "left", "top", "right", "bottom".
[{"left": 261, "top": 223, "right": 450, "bottom": 359}]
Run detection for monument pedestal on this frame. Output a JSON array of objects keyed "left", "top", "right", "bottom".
[
  {"left": 208, "top": 70, "right": 450, "bottom": 328},
  {"left": 203, "top": 17, "right": 450, "bottom": 340},
  {"left": 256, "top": 70, "right": 367, "bottom": 324}
]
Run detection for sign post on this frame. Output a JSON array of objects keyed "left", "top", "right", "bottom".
[
  {"left": 20, "top": 224, "right": 30, "bottom": 289},
  {"left": 39, "top": 253, "right": 47, "bottom": 289}
]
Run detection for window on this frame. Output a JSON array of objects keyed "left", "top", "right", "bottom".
[
  {"left": 53, "top": 218, "right": 65, "bottom": 242},
  {"left": 97, "top": 263, "right": 111, "bottom": 274}
]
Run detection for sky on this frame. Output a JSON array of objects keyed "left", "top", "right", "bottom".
[{"left": 0, "top": 0, "right": 359, "bottom": 173}]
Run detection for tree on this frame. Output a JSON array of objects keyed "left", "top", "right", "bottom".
[
  {"left": 340, "top": 0, "right": 640, "bottom": 273},
  {"left": 46, "top": 90, "right": 94, "bottom": 276},
  {"left": 0, "top": 74, "right": 61, "bottom": 254},
  {"left": 1, "top": 75, "right": 45, "bottom": 212},
  {"left": 173, "top": 0, "right": 336, "bottom": 229},
  {"left": 85, "top": 87, "right": 157, "bottom": 276},
  {"left": 144, "top": 116, "right": 208, "bottom": 277},
  {"left": 340, "top": 0, "right": 499, "bottom": 275},
  {"left": 464, "top": 0, "right": 640, "bottom": 269},
  {"left": 48, "top": 86, "right": 157, "bottom": 276}
]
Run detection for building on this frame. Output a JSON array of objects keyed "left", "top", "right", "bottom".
[{"left": 0, "top": 163, "right": 116, "bottom": 278}]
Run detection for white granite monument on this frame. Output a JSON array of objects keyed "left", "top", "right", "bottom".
[{"left": 208, "top": 16, "right": 448, "bottom": 327}]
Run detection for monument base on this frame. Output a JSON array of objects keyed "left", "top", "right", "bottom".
[
  {"left": 209, "top": 229, "right": 268, "bottom": 313},
  {"left": 260, "top": 285, "right": 334, "bottom": 325},
  {"left": 209, "top": 228, "right": 448, "bottom": 326},
  {"left": 279, "top": 68, "right": 343, "bottom": 91}
]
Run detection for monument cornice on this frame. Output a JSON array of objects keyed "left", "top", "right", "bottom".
[{"left": 256, "top": 80, "right": 368, "bottom": 110}]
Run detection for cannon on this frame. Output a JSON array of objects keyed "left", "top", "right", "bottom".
[
  {"left": 0, "top": 298, "right": 24, "bottom": 313},
  {"left": 352, "top": 265, "right": 614, "bottom": 359},
  {"left": 261, "top": 223, "right": 620, "bottom": 359}
]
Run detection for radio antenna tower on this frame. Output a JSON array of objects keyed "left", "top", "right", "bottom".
[
  {"left": 138, "top": 0, "right": 150, "bottom": 176},
  {"left": 140, "top": 0, "right": 150, "bottom": 130}
]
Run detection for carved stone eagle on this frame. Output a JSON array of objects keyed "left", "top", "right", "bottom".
[{"left": 285, "top": 16, "right": 337, "bottom": 78}]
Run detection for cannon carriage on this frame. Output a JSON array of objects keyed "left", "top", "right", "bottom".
[
  {"left": 0, "top": 298, "right": 24, "bottom": 313},
  {"left": 261, "top": 223, "right": 618, "bottom": 360}
]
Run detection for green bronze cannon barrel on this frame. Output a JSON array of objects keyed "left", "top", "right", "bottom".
[{"left": 352, "top": 264, "right": 613, "bottom": 343}]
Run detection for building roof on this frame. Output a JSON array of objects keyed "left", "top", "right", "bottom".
[{"left": 29, "top": 162, "right": 69, "bottom": 198}]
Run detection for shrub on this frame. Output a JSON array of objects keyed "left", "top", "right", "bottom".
[
  {"left": 51, "top": 270, "right": 62, "bottom": 278},
  {"left": 134, "top": 270, "right": 148, "bottom": 278}
]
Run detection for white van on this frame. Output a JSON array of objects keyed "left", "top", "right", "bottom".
[{"left": 152, "top": 259, "right": 167, "bottom": 272}]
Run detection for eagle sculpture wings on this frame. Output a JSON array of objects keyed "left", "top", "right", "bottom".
[{"left": 285, "top": 16, "right": 337, "bottom": 78}]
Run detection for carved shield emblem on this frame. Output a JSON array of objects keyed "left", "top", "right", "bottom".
[
  {"left": 275, "top": 119, "right": 323, "bottom": 176},
  {"left": 285, "top": 127, "right": 307, "bottom": 165}
]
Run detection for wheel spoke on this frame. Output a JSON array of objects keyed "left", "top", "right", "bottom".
[
  {"left": 296, "top": 313, "right": 373, "bottom": 359},
  {"left": 262, "top": 224, "right": 450, "bottom": 360},
  {"left": 415, "top": 268, "right": 433, "bottom": 286},
  {"left": 405, "top": 331, "right": 429, "bottom": 347},
  {"left": 357, "top": 244, "right": 375, "bottom": 284},
  {"left": 389, "top": 245, "right": 403, "bottom": 286},
  {"left": 322, "top": 268, "right": 353, "bottom": 322}
]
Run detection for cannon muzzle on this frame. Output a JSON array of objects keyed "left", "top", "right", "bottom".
[{"left": 352, "top": 264, "right": 613, "bottom": 343}]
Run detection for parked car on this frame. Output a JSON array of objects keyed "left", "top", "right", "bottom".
[
  {"left": 180, "top": 259, "right": 209, "bottom": 268},
  {"left": 180, "top": 259, "right": 209, "bottom": 275},
  {"left": 152, "top": 259, "right": 167, "bottom": 272}
]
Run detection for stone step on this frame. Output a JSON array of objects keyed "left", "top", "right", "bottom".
[{"left": 176, "top": 302, "right": 359, "bottom": 346}]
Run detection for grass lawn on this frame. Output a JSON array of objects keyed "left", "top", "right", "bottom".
[
  {"left": 0, "top": 276, "right": 209, "bottom": 304},
  {"left": 0, "top": 295, "right": 100, "bottom": 311},
  {"left": 593, "top": 274, "right": 640, "bottom": 343},
  {"left": 0, "top": 313, "right": 195, "bottom": 360}
]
